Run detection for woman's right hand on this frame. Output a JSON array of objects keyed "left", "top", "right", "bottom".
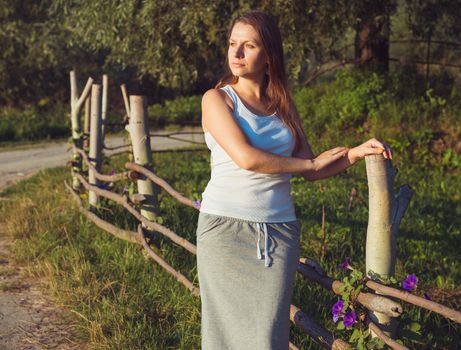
[
  {"left": 311, "top": 147, "right": 349, "bottom": 171},
  {"left": 348, "top": 138, "right": 393, "bottom": 163}
]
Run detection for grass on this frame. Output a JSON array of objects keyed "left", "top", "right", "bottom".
[{"left": 0, "top": 143, "right": 460, "bottom": 349}]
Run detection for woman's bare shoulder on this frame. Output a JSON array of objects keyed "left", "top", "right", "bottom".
[{"left": 202, "top": 88, "right": 234, "bottom": 112}]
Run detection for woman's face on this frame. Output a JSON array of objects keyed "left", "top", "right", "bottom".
[{"left": 228, "top": 22, "right": 268, "bottom": 79}]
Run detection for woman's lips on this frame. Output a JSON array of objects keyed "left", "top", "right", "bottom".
[{"left": 231, "top": 63, "right": 245, "bottom": 67}]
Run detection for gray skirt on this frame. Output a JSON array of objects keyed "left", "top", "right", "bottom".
[{"left": 196, "top": 212, "right": 300, "bottom": 350}]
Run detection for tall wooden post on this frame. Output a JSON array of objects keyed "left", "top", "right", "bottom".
[
  {"left": 365, "top": 154, "right": 414, "bottom": 335},
  {"left": 70, "top": 71, "right": 93, "bottom": 190},
  {"left": 88, "top": 84, "right": 103, "bottom": 208},
  {"left": 121, "top": 84, "right": 133, "bottom": 163},
  {"left": 82, "top": 96, "right": 91, "bottom": 173},
  {"left": 126, "top": 96, "right": 158, "bottom": 220},
  {"left": 101, "top": 74, "right": 109, "bottom": 144},
  {"left": 83, "top": 97, "right": 91, "bottom": 150}
]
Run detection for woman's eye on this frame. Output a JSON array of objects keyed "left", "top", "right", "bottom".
[
  {"left": 229, "top": 42, "right": 236, "bottom": 47},
  {"left": 245, "top": 44, "right": 255, "bottom": 49}
]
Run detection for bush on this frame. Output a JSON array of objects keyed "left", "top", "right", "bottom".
[
  {"left": 148, "top": 95, "right": 201, "bottom": 126},
  {"left": 292, "top": 69, "right": 461, "bottom": 168},
  {"left": 0, "top": 102, "right": 70, "bottom": 143}
]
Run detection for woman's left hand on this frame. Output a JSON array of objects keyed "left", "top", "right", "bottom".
[{"left": 349, "top": 138, "right": 393, "bottom": 163}]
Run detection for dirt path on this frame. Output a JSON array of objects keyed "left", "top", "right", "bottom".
[
  {"left": 0, "top": 129, "right": 204, "bottom": 349},
  {"left": 0, "top": 128, "right": 204, "bottom": 189},
  {"left": 0, "top": 226, "right": 82, "bottom": 349}
]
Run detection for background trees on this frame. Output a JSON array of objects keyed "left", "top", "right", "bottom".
[{"left": 1, "top": 0, "right": 461, "bottom": 107}]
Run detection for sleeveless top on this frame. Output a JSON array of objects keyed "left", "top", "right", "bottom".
[{"left": 199, "top": 85, "right": 297, "bottom": 223}]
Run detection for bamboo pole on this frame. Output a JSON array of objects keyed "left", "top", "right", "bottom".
[
  {"left": 101, "top": 74, "right": 109, "bottom": 143},
  {"left": 365, "top": 154, "right": 414, "bottom": 334},
  {"left": 70, "top": 71, "right": 93, "bottom": 190},
  {"left": 126, "top": 96, "right": 158, "bottom": 220},
  {"left": 297, "top": 260, "right": 403, "bottom": 317},
  {"left": 88, "top": 84, "right": 103, "bottom": 208}
]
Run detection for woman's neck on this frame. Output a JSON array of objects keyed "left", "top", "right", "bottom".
[{"left": 233, "top": 76, "right": 266, "bottom": 101}]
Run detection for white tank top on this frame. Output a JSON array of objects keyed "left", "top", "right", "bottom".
[{"left": 199, "top": 85, "right": 296, "bottom": 223}]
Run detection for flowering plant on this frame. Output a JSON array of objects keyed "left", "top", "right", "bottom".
[{"left": 332, "top": 257, "right": 422, "bottom": 349}]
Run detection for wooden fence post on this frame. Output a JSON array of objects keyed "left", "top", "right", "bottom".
[
  {"left": 126, "top": 96, "right": 158, "bottom": 220},
  {"left": 88, "top": 84, "right": 103, "bottom": 208},
  {"left": 365, "top": 154, "right": 414, "bottom": 335},
  {"left": 82, "top": 96, "right": 91, "bottom": 173},
  {"left": 70, "top": 70, "right": 93, "bottom": 190},
  {"left": 101, "top": 74, "right": 109, "bottom": 144}
]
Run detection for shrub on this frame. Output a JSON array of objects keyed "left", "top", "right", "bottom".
[{"left": 148, "top": 95, "right": 201, "bottom": 126}]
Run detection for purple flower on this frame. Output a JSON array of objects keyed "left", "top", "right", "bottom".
[
  {"left": 109, "top": 169, "right": 116, "bottom": 176},
  {"left": 339, "top": 257, "right": 352, "bottom": 270},
  {"left": 402, "top": 274, "right": 418, "bottom": 291},
  {"left": 424, "top": 293, "right": 431, "bottom": 301},
  {"left": 122, "top": 186, "right": 128, "bottom": 194},
  {"left": 332, "top": 299, "right": 344, "bottom": 323},
  {"left": 194, "top": 199, "right": 201, "bottom": 209},
  {"left": 343, "top": 311, "right": 357, "bottom": 328}
]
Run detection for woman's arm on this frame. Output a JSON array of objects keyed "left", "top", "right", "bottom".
[
  {"left": 294, "top": 129, "right": 392, "bottom": 181},
  {"left": 201, "top": 89, "right": 347, "bottom": 175}
]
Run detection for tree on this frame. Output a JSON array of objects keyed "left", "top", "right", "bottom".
[{"left": 351, "top": 1, "right": 397, "bottom": 72}]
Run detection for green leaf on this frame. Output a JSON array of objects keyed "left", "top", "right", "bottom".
[
  {"left": 349, "top": 328, "right": 361, "bottom": 342},
  {"left": 367, "top": 337, "right": 385, "bottom": 349},
  {"left": 337, "top": 321, "right": 345, "bottom": 330},
  {"left": 409, "top": 322, "right": 421, "bottom": 333}
]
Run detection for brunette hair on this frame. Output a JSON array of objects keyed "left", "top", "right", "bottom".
[{"left": 215, "top": 11, "right": 305, "bottom": 152}]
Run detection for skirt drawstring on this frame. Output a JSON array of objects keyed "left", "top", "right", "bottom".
[{"left": 256, "top": 223, "right": 271, "bottom": 267}]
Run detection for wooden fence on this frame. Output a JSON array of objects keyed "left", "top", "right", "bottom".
[{"left": 66, "top": 71, "right": 461, "bottom": 349}]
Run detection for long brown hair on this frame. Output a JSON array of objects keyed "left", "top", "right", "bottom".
[{"left": 215, "top": 11, "right": 304, "bottom": 152}]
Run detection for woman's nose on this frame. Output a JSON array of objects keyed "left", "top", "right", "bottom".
[{"left": 232, "top": 45, "right": 244, "bottom": 58}]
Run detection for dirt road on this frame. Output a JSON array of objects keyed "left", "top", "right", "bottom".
[
  {"left": 0, "top": 129, "right": 205, "bottom": 189},
  {"left": 0, "top": 130, "right": 204, "bottom": 349}
]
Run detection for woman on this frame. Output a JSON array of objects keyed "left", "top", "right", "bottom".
[{"left": 196, "top": 11, "right": 391, "bottom": 350}]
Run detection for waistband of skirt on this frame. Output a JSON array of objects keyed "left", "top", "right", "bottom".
[{"left": 199, "top": 211, "right": 298, "bottom": 225}]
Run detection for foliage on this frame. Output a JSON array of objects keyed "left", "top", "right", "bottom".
[
  {"left": 405, "top": 0, "right": 461, "bottom": 40},
  {"left": 295, "top": 70, "right": 388, "bottom": 134},
  {"left": 293, "top": 69, "right": 461, "bottom": 163},
  {"left": 3, "top": 0, "right": 461, "bottom": 108},
  {"left": 0, "top": 102, "right": 70, "bottom": 143},
  {"left": 148, "top": 95, "right": 201, "bottom": 126}
]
